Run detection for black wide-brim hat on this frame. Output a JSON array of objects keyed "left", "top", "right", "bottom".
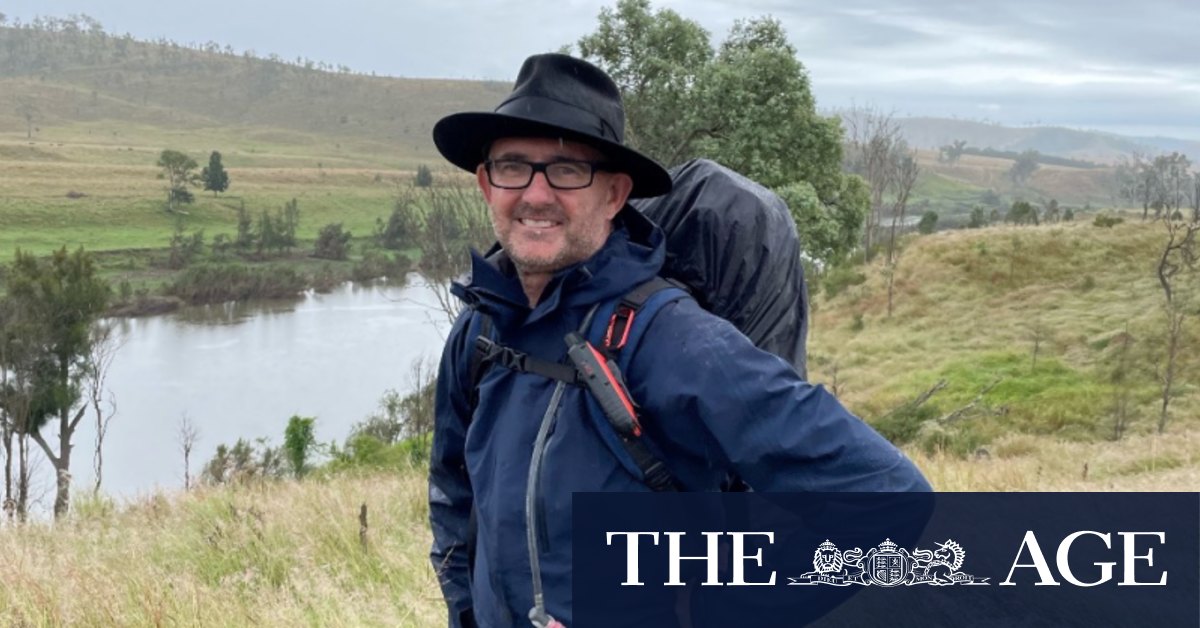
[{"left": 433, "top": 53, "right": 672, "bottom": 198}]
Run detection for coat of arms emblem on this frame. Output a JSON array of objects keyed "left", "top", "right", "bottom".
[{"left": 789, "top": 538, "right": 989, "bottom": 587}]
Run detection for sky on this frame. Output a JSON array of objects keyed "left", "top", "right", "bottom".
[{"left": 5, "top": 0, "right": 1200, "bottom": 140}]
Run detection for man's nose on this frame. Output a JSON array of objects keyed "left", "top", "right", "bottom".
[{"left": 520, "top": 171, "right": 556, "bottom": 204}]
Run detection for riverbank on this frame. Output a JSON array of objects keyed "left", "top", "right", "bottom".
[{"left": 94, "top": 243, "right": 418, "bottom": 316}]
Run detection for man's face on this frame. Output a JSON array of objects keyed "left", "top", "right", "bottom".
[{"left": 477, "top": 137, "right": 632, "bottom": 276}]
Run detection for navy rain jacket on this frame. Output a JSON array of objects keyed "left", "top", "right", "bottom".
[{"left": 429, "top": 207, "right": 930, "bottom": 627}]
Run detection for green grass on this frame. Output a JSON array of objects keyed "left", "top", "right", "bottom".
[{"left": 809, "top": 220, "right": 1199, "bottom": 454}]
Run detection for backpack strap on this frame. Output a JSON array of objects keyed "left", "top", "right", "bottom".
[
  {"left": 603, "top": 276, "right": 685, "bottom": 353},
  {"left": 464, "top": 278, "right": 691, "bottom": 492},
  {"left": 585, "top": 277, "right": 692, "bottom": 491}
]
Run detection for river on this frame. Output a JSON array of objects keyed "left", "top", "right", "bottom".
[{"left": 61, "top": 275, "right": 452, "bottom": 502}]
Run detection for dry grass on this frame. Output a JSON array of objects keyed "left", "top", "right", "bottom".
[
  {"left": 1, "top": 420, "right": 1194, "bottom": 627},
  {"left": 908, "top": 427, "right": 1200, "bottom": 491},
  {"left": 0, "top": 471, "right": 444, "bottom": 627}
]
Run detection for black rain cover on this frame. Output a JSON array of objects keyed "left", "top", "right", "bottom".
[{"left": 631, "top": 159, "right": 809, "bottom": 378}]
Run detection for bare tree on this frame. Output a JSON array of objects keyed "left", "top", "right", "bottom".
[
  {"left": 177, "top": 413, "right": 200, "bottom": 490},
  {"left": 1152, "top": 215, "right": 1199, "bottom": 434},
  {"left": 87, "top": 323, "right": 121, "bottom": 495},
  {"left": 843, "top": 107, "right": 901, "bottom": 261},
  {"left": 417, "top": 186, "right": 494, "bottom": 327},
  {"left": 886, "top": 153, "right": 920, "bottom": 264},
  {"left": 842, "top": 107, "right": 919, "bottom": 264}
]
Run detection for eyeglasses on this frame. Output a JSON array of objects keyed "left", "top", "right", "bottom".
[{"left": 484, "top": 159, "right": 608, "bottom": 190}]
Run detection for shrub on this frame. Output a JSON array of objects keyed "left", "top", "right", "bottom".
[
  {"left": 415, "top": 164, "right": 434, "bottom": 188},
  {"left": 165, "top": 264, "right": 307, "bottom": 304},
  {"left": 822, "top": 264, "right": 867, "bottom": 299},
  {"left": 351, "top": 250, "right": 410, "bottom": 281},
  {"left": 376, "top": 194, "right": 424, "bottom": 250},
  {"left": 1093, "top": 213, "right": 1123, "bottom": 228},
  {"left": 313, "top": 222, "right": 352, "bottom": 260}
]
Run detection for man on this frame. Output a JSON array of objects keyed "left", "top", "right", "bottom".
[{"left": 429, "top": 53, "right": 930, "bottom": 628}]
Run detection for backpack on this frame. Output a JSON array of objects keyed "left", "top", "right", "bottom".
[{"left": 467, "top": 158, "right": 809, "bottom": 491}]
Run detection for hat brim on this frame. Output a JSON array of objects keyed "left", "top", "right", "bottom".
[{"left": 433, "top": 112, "right": 672, "bottom": 198}]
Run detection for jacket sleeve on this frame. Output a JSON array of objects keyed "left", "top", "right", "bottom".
[
  {"left": 626, "top": 298, "right": 931, "bottom": 493},
  {"left": 429, "top": 310, "right": 478, "bottom": 628}
]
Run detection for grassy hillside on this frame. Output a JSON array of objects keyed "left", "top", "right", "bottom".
[
  {"left": 907, "top": 149, "right": 1116, "bottom": 223},
  {"left": 808, "top": 218, "right": 1198, "bottom": 454},
  {"left": 0, "top": 24, "right": 510, "bottom": 158}
]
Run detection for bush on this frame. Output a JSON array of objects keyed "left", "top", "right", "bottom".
[
  {"left": 313, "top": 222, "right": 352, "bottom": 260},
  {"left": 351, "top": 250, "right": 410, "bottom": 281},
  {"left": 415, "top": 164, "right": 434, "bottom": 188},
  {"left": 1093, "top": 213, "right": 1124, "bottom": 228},
  {"left": 376, "top": 194, "right": 424, "bottom": 250},
  {"left": 822, "top": 264, "right": 867, "bottom": 299},
  {"left": 165, "top": 264, "right": 307, "bottom": 304},
  {"left": 917, "top": 210, "right": 938, "bottom": 234},
  {"left": 872, "top": 404, "right": 940, "bottom": 446}
]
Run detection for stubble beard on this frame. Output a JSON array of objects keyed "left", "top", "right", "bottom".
[{"left": 498, "top": 203, "right": 606, "bottom": 276}]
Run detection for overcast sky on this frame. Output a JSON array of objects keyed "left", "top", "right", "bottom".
[{"left": 6, "top": 0, "right": 1199, "bottom": 139}]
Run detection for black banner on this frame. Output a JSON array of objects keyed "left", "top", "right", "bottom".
[{"left": 573, "top": 492, "right": 1199, "bottom": 627}]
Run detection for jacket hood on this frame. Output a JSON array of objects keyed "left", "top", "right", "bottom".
[{"left": 451, "top": 205, "right": 665, "bottom": 330}]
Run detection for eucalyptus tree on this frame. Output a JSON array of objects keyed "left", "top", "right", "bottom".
[
  {"left": 575, "top": 0, "right": 867, "bottom": 263},
  {"left": 4, "top": 247, "right": 110, "bottom": 518}
]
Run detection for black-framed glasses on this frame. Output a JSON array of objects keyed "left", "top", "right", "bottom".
[{"left": 484, "top": 159, "right": 608, "bottom": 190}]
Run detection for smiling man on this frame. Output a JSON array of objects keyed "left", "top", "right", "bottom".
[{"left": 428, "top": 53, "right": 929, "bottom": 628}]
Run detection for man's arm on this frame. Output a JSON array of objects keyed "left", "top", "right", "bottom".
[
  {"left": 626, "top": 299, "right": 931, "bottom": 492},
  {"left": 429, "top": 311, "right": 478, "bottom": 628}
]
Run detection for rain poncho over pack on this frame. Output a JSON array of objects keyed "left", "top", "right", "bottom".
[{"left": 429, "top": 207, "right": 930, "bottom": 627}]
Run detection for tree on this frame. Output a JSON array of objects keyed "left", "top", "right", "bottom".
[
  {"left": 917, "top": 210, "right": 938, "bottom": 234},
  {"left": 200, "top": 150, "right": 230, "bottom": 196},
  {"left": 15, "top": 100, "right": 38, "bottom": 140},
  {"left": 415, "top": 164, "right": 434, "bottom": 188},
  {"left": 1151, "top": 214, "right": 1198, "bottom": 434},
  {"left": 1008, "top": 200, "right": 1039, "bottom": 225},
  {"left": 1042, "top": 198, "right": 1061, "bottom": 223},
  {"left": 4, "top": 247, "right": 110, "bottom": 518},
  {"left": 0, "top": 297, "right": 38, "bottom": 521},
  {"left": 776, "top": 177, "right": 868, "bottom": 269},
  {"left": 377, "top": 191, "right": 425, "bottom": 250},
  {"left": 575, "top": 1, "right": 849, "bottom": 201},
  {"left": 939, "top": 140, "right": 967, "bottom": 164},
  {"left": 313, "top": 222, "right": 351, "bottom": 260},
  {"left": 283, "top": 415, "right": 316, "bottom": 478},
  {"left": 967, "top": 206, "right": 988, "bottom": 229},
  {"left": 1008, "top": 150, "right": 1040, "bottom": 188},
  {"left": 177, "top": 413, "right": 200, "bottom": 490},
  {"left": 842, "top": 107, "right": 920, "bottom": 262},
  {"left": 157, "top": 149, "right": 199, "bottom": 211}
]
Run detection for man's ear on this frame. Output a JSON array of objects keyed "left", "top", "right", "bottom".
[
  {"left": 605, "top": 172, "right": 634, "bottom": 219},
  {"left": 476, "top": 164, "right": 493, "bottom": 203}
]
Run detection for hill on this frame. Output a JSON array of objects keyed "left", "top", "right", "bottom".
[
  {"left": 0, "top": 21, "right": 510, "bottom": 162},
  {"left": 893, "top": 117, "right": 1200, "bottom": 164},
  {"left": 808, "top": 218, "right": 1198, "bottom": 458}
]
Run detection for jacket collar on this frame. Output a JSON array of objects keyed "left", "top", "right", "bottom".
[{"left": 451, "top": 205, "right": 665, "bottom": 330}]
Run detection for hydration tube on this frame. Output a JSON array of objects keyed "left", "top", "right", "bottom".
[{"left": 526, "top": 305, "right": 597, "bottom": 628}]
